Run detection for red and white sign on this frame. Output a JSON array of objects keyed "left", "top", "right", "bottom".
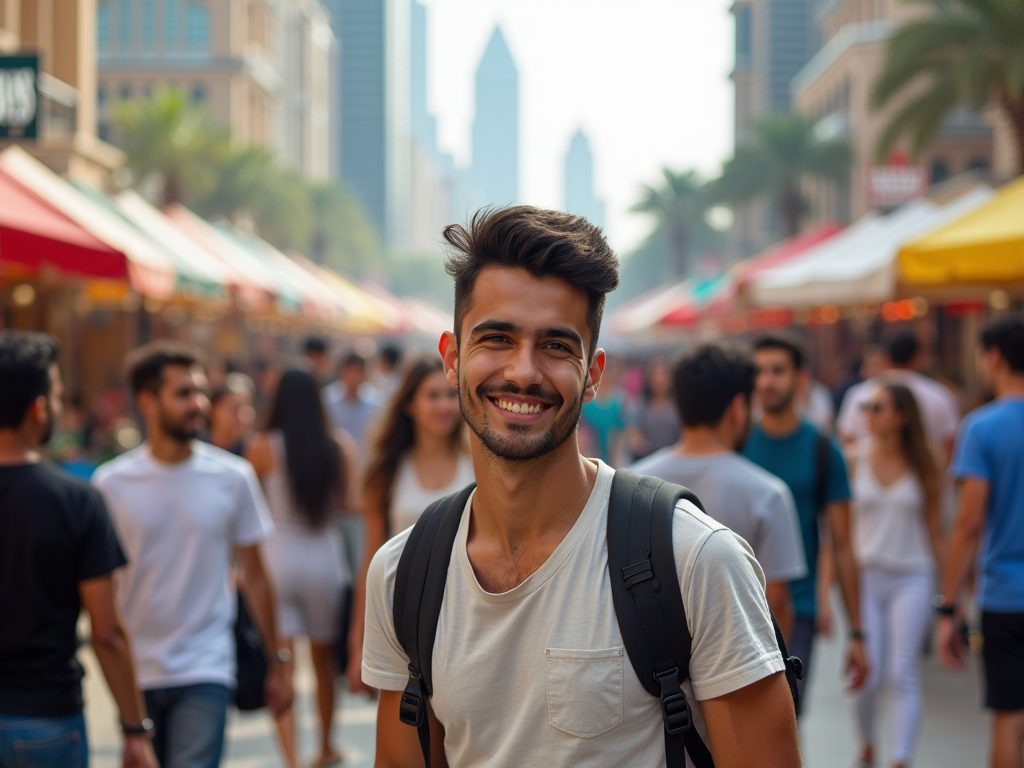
[{"left": 866, "top": 165, "right": 928, "bottom": 209}]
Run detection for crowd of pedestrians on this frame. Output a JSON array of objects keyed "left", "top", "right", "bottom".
[{"left": 1, "top": 205, "right": 1023, "bottom": 768}]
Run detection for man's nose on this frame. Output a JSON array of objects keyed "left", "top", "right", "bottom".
[{"left": 503, "top": 344, "right": 543, "bottom": 388}]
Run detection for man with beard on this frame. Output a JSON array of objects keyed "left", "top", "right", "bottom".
[
  {"left": 742, "top": 333, "right": 867, "bottom": 706},
  {"left": 361, "top": 206, "right": 802, "bottom": 768},
  {"left": 93, "top": 341, "right": 293, "bottom": 768},
  {"left": 939, "top": 316, "right": 1024, "bottom": 768},
  {"left": 630, "top": 341, "right": 806, "bottom": 638},
  {"left": 0, "top": 332, "right": 156, "bottom": 768}
]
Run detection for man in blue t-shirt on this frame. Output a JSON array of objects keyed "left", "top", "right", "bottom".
[
  {"left": 742, "top": 333, "right": 867, "bottom": 704},
  {"left": 940, "top": 316, "right": 1024, "bottom": 766}
]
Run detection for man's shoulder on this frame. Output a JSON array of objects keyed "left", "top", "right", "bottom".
[
  {"left": 92, "top": 447, "right": 148, "bottom": 486},
  {"left": 960, "top": 400, "right": 1009, "bottom": 436},
  {"left": 190, "top": 440, "right": 253, "bottom": 476},
  {"left": 28, "top": 461, "right": 105, "bottom": 508}
]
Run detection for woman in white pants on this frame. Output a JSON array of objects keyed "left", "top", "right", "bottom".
[{"left": 849, "top": 382, "right": 944, "bottom": 768}]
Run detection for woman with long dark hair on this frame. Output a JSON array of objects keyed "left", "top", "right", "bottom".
[
  {"left": 345, "top": 356, "right": 472, "bottom": 692},
  {"left": 848, "top": 382, "right": 944, "bottom": 768},
  {"left": 245, "top": 367, "right": 358, "bottom": 768}
]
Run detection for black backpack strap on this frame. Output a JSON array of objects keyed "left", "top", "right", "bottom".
[
  {"left": 608, "top": 469, "right": 715, "bottom": 768},
  {"left": 392, "top": 483, "right": 476, "bottom": 768}
]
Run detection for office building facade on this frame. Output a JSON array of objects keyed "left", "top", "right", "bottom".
[
  {"left": 564, "top": 129, "right": 605, "bottom": 230},
  {"left": 470, "top": 26, "right": 517, "bottom": 208}
]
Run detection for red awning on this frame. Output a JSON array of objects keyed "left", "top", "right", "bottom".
[
  {"left": 0, "top": 168, "right": 125, "bottom": 279},
  {"left": 733, "top": 223, "right": 843, "bottom": 288}
]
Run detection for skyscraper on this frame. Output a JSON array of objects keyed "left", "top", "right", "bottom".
[
  {"left": 564, "top": 130, "right": 605, "bottom": 230},
  {"left": 324, "top": 0, "right": 411, "bottom": 248},
  {"left": 471, "top": 27, "right": 518, "bottom": 207}
]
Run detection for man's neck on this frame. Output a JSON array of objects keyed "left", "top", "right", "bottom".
[
  {"left": 0, "top": 429, "right": 40, "bottom": 465},
  {"left": 676, "top": 425, "right": 732, "bottom": 456},
  {"left": 758, "top": 406, "right": 801, "bottom": 437},
  {"left": 343, "top": 386, "right": 361, "bottom": 404},
  {"left": 470, "top": 436, "right": 597, "bottom": 548},
  {"left": 996, "top": 374, "right": 1024, "bottom": 399},
  {"left": 148, "top": 432, "right": 194, "bottom": 464}
]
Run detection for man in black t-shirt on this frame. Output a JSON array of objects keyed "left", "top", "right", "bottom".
[{"left": 0, "top": 331, "right": 156, "bottom": 768}]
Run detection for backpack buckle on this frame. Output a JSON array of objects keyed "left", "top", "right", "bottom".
[
  {"left": 654, "top": 667, "right": 693, "bottom": 735},
  {"left": 399, "top": 666, "right": 426, "bottom": 728},
  {"left": 623, "top": 559, "right": 654, "bottom": 590},
  {"left": 786, "top": 655, "right": 805, "bottom": 681}
]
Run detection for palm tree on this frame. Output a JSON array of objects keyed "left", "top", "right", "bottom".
[
  {"left": 712, "top": 113, "right": 852, "bottom": 239},
  {"left": 631, "top": 169, "right": 711, "bottom": 277},
  {"left": 111, "top": 88, "right": 228, "bottom": 205},
  {"left": 871, "top": 0, "right": 1024, "bottom": 175},
  {"left": 307, "top": 182, "right": 382, "bottom": 274}
]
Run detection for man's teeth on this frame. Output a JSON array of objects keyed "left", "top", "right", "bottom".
[{"left": 497, "top": 399, "right": 544, "bottom": 415}]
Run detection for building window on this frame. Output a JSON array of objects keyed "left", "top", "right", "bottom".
[
  {"left": 191, "top": 84, "right": 207, "bottom": 104},
  {"left": 118, "top": 0, "right": 132, "bottom": 50},
  {"left": 735, "top": 6, "right": 752, "bottom": 68},
  {"left": 97, "top": 85, "right": 106, "bottom": 106},
  {"left": 97, "top": 1, "right": 111, "bottom": 51},
  {"left": 186, "top": 1, "right": 210, "bottom": 53},
  {"left": 930, "top": 159, "right": 949, "bottom": 185},
  {"left": 120, "top": 84, "right": 132, "bottom": 101},
  {"left": 165, "top": 0, "right": 180, "bottom": 48},
  {"left": 142, "top": 0, "right": 156, "bottom": 45}
]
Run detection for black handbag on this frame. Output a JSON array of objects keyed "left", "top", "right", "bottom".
[{"left": 234, "top": 592, "right": 268, "bottom": 711}]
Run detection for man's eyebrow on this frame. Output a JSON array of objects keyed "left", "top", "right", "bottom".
[
  {"left": 469, "top": 320, "right": 523, "bottom": 337},
  {"left": 540, "top": 327, "right": 585, "bottom": 348}
]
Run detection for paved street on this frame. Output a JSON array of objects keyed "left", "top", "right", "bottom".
[{"left": 82, "top": 607, "right": 990, "bottom": 768}]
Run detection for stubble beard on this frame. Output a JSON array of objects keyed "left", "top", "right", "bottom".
[
  {"left": 760, "top": 386, "right": 796, "bottom": 417},
  {"left": 160, "top": 409, "right": 203, "bottom": 444},
  {"left": 458, "top": 370, "right": 583, "bottom": 462}
]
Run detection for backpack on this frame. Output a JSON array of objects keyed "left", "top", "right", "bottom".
[{"left": 392, "top": 469, "right": 804, "bottom": 768}]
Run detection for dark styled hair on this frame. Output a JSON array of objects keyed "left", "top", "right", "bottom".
[
  {"left": 303, "top": 335, "right": 327, "bottom": 355},
  {"left": 880, "top": 382, "right": 940, "bottom": 503},
  {"left": 0, "top": 331, "right": 59, "bottom": 430},
  {"left": 266, "top": 367, "right": 343, "bottom": 528},
  {"left": 980, "top": 316, "right": 1024, "bottom": 373},
  {"left": 672, "top": 340, "right": 755, "bottom": 428},
  {"left": 443, "top": 205, "right": 619, "bottom": 359},
  {"left": 210, "top": 372, "right": 255, "bottom": 407},
  {"left": 126, "top": 341, "right": 204, "bottom": 396},
  {"left": 886, "top": 332, "right": 919, "bottom": 366},
  {"left": 753, "top": 332, "right": 805, "bottom": 370},
  {"left": 341, "top": 352, "right": 367, "bottom": 371},
  {"left": 380, "top": 344, "right": 402, "bottom": 368},
  {"left": 364, "top": 356, "right": 463, "bottom": 525}
]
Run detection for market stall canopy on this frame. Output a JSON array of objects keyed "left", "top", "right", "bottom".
[
  {"left": 0, "top": 166, "right": 123, "bottom": 279},
  {"left": 163, "top": 206, "right": 296, "bottom": 312},
  {"left": 289, "top": 254, "right": 401, "bottom": 333},
  {"left": 609, "top": 278, "right": 714, "bottom": 334},
  {"left": 0, "top": 146, "right": 176, "bottom": 298},
  {"left": 749, "top": 187, "right": 993, "bottom": 308},
  {"left": 898, "top": 175, "right": 1024, "bottom": 285}
]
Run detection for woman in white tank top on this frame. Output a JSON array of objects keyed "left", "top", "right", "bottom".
[
  {"left": 347, "top": 356, "right": 472, "bottom": 693},
  {"left": 848, "top": 382, "right": 944, "bottom": 768},
  {"left": 246, "top": 368, "right": 360, "bottom": 768}
]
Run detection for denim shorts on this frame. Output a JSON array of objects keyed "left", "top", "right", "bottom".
[{"left": 0, "top": 712, "right": 88, "bottom": 768}]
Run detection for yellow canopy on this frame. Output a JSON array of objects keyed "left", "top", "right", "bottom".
[{"left": 898, "top": 175, "right": 1024, "bottom": 285}]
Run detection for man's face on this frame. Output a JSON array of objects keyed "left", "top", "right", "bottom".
[
  {"left": 442, "top": 267, "right": 603, "bottom": 462},
  {"left": 754, "top": 348, "right": 799, "bottom": 415},
  {"left": 341, "top": 362, "right": 365, "bottom": 393},
  {"left": 41, "top": 363, "right": 64, "bottom": 444},
  {"left": 152, "top": 364, "right": 209, "bottom": 443}
]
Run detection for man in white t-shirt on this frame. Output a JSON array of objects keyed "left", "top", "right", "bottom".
[
  {"left": 630, "top": 341, "right": 806, "bottom": 638},
  {"left": 94, "top": 342, "right": 293, "bottom": 768},
  {"left": 837, "top": 332, "right": 959, "bottom": 461},
  {"left": 361, "top": 206, "right": 801, "bottom": 767}
]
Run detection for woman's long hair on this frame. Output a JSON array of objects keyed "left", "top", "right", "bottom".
[
  {"left": 882, "top": 382, "right": 940, "bottom": 503},
  {"left": 266, "top": 367, "right": 343, "bottom": 527},
  {"left": 364, "top": 356, "right": 462, "bottom": 516}
]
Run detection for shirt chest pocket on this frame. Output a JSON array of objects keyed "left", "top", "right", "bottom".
[{"left": 545, "top": 647, "right": 624, "bottom": 738}]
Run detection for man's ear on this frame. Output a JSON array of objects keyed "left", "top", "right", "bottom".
[
  {"left": 582, "top": 349, "right": 607, "bottom": 404},
  {"left": 25, "top": 395, "right": 48, "bottom": 428},
  {"left": 135, "top": 390, "right": 156, "bottom": 421},
  {"left": 439, "top": 331, "right": 459, "bottom": 388}
]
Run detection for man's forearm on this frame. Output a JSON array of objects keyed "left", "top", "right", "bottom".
[
  {"left": 942, "top": 518, "right": 982, "bottom": 603},
  {"left": 243, "top": 563, "right": 282, "bottom": 658},
  {"left": 91, "top": 625, "right": 148, "bottom": 725},
  {"left": 832, "top": 537, "right": 861, "bottom": 631}
]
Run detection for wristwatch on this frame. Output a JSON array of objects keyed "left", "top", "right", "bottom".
[
  {"left": 271, "top": 647, "right": 292, "bottom": 665},
  {"left": 121, "top": 718, "right": 155, "bottom": 738},
  {"left": 932, "top": 595, "right": 956, "bottom": 617}
]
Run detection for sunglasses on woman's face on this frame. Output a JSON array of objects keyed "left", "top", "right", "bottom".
[{"left": 861, "top": 401, "right": 887, "bottom": 414}]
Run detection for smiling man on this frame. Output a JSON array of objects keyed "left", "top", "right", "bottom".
[{"left": 360, "top": 206, "right": 802, "bottom": 768}]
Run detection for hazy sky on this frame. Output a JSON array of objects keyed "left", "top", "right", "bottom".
[{"left": 420, "top": 0, "right": 735, "bottom": 253}]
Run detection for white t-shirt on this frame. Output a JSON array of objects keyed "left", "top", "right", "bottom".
[
  {"left": 389, "top": 452, "right": 475, "bottom": 536},
  {"left": 362, "top": 461, "right": 785, "bottom": 768},
  {"left": 837, "top": 370, "right": 959, "bottom": 447},
  {"left": 629, "top": 450, "right": 807, "bottom": 584},
  {"left": 93, "top": 442, "right": 274, "bottom": 689}
]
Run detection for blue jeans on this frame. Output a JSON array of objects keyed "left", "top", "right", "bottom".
[
  {"left": 0, "top": 712, "right": 88, "bottom": 768},
  {"left": 144, "top": 683, "right": 231, "bottom": 768}
]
